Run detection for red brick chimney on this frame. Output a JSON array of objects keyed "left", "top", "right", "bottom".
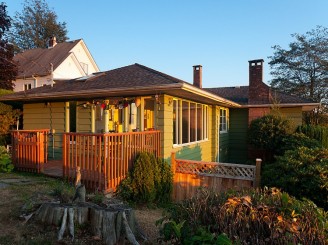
[
  {"left": 248, "top": 59, "right": 270, "bottom": 104},
  {"left": 193, "top": 65, "right": 202, "bottom": 88},
  {"left": 48, "top": 37, "right": 57, "bottom": 49}
]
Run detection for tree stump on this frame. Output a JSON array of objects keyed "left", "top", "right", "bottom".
[{"left": 35, "top": 202, "right": 139, "bottom": 245}]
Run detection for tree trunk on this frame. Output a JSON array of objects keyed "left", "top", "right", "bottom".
[{"left": 35, "top": 202, "right": 138, "bottom": 244}]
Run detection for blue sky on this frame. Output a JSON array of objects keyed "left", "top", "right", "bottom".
[{"left": 5, "top": 0, "right": 328, "bottom": 87}]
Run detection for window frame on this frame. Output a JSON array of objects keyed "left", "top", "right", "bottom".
[
  {"left": 173, "top": 98, "right": 209, "bottom": 146},
  {"left": 219, "top": 108, "right": 228, "bottom": 133},
  {"left": 24, "top": 83, "right": 32, "bottom": 91}
]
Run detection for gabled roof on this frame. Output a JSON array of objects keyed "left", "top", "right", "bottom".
[
  {"left": 14, "top": 39, "right": 81, "bottom": 78},
  {"left": 0, "top": 64, "right": 240, "bottom": 107},
  {"left": 205, "top": 85, "right": 317, "bottom": 107}
]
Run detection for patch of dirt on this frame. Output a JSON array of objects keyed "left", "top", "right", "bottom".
[
  {"left": 0, "top": 172, "right": 164, "bottom": 245},
  {"left": 135, "top": 207, "right": 164, "bottom": 243}
]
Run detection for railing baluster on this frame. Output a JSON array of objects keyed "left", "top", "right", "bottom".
[{"left": 60, "top": 131, "right": 160, "bottom": 192}]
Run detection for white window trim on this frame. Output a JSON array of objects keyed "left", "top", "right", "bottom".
[
  {"left": 24, "top": 83, "right": 32, "bottom": 91},
  {"left": 219, "top": 108, "right": 228, "bottom": 133},
  {"left": 173, "top": 98, "right": 209, "bottom": 146}
]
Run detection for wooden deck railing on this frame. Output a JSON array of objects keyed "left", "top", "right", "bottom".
[
  {"left": 171, "top": 152, "right": 261, "bottom": 201},
  {"left": 11, "top": 129, "right": 49, "bottom": 173},
  {"left": 63, "top": 131, "right": 161, "bottom": 192}
]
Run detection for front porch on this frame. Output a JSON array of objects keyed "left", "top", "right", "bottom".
[{"left": 11, "top": 130, "right": 161, "bottom": 192}]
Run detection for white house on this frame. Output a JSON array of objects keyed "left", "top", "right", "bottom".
[{"left": 13, "top": 37, "right": 99, "bottom": 92}]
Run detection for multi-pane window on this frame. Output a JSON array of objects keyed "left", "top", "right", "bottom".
[
  {"left": 173, "top": 99, "right": 208, "bottom": 145},
  {"left": 24, "top": 83, "right": 32, "bottom": 91},
  {"left": 219, "top": 108, "right": 228, "bottom": 132}
]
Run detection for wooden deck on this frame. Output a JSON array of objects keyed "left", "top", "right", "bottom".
[{"left": 42, "top": 160, "right": 63, "bottom": 177}]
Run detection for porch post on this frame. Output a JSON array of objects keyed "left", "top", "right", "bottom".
[
  {"left": 104, "top": 109, "right": 109, "bottom": 133},
  {"left": 65, "top": 102, "right": 70, "bottom": 132},
  {"left": 91, "top": 105, "right": 95, "bottom": 133},
  {"left": 140, "top": 98, "right": 144, "bottom": 131}
]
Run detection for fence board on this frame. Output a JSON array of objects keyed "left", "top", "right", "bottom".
[
  {"left": 171, "top": 152, "right": 261, "bottom": 201},
  {"left": 11, "top": 130, "right": 49, "bottom": 173},
  {"left": 63, "top": 131, "right": 161, "bottom": 192}
]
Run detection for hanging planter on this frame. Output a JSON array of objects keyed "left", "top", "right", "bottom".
[
  {"left": 134, "top": 97, "right": 141, "bottom": 107},
  {"left": 100, "top": 103, "right": 106, "bottom": 119}
]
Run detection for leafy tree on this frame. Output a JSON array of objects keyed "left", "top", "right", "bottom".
[
  {"left": 268, "top": 26, "right": 328, "bottom": 124},
  {"left": 9, "top": 0, "right": 68, "bottom": 51},
  {"left": 0, "top": 89, "right": 20, "bottom": 145},
  {"left": 0, "top": 3, "right": 17, "bottom": 90}
]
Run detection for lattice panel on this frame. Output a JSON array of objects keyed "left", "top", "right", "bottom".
[{"left": 176, "top": 160, "right": 256, "bottom": 181}]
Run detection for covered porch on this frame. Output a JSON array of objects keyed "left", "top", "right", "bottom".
[{"left": 11, "top": 130, "right": 161, "bottom": 192}]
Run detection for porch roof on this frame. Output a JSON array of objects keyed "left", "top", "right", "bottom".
[{"left": 2, "top": 64, "right": 240, "bottom": 107}]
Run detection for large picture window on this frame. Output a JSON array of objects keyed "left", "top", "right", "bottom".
[{"left": 173, "top": 99, "right": 208, "bottom": 145}]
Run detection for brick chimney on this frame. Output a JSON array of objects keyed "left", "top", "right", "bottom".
[
  {"left": 193, "top": 65, "right": 202, "bottom": 88},
  {"left": 48, "top": 37, "right": 57, "bottom": 48},
  {"left": 248, "top": 59, "right": 270, "bottom": 104}
]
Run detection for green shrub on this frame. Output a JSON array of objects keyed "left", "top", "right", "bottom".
[
  {"left": 156, "top": 157, "right": 173, "bottom": 204},
  {"left": 116, "top": 152, "right": 173, "bottom": 205},
  {"left": 297, "top": 124, "right": 328, "bottom": 148},
  {"left": 0, "top": 146, "right": 14, "bottom": 173},
  {"left": 50, "top": 181, "right": 75, "bottom": 203},
  {"left": 132, "top": 152, "right": 157, "bottom": 203},
  {"left": 277, "top": 132, "right": 321, "bottom": 156},
  {"left": 262, "top": 147, "right": 328, "bottom": 210},
  {"left": 157, "top": 188, "right": 328, "bottom": 244},
  {"left": 248, "top": 114, "right": 293, "bottom": 161}
]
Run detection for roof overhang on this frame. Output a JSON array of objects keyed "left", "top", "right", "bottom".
[
  {"left": 241, "top": 103, "right": 320, "bottom": 111},
  {"left": 0, "top": 83, "right": 240, "bottom": 108},
  {"left": 16, "top": 73, "right": 50, "bottom": 79}
]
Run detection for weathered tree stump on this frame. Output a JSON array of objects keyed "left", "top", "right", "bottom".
[{"left": 35, "top": 202, "right": 139, "bottom": 245}]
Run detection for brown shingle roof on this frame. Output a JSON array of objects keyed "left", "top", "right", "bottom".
[
  {"left": 205, "top": 86, "right": 316, "bottom": 105},
  {"left": 0, "top": 64, "right": 188, "bottom": 101},
  {"left": 14, "top": 39, "right": 81, "bottom": 78}
]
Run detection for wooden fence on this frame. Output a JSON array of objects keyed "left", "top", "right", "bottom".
[
  {"left": 171, "top": 152, "right": 262, "bottom": 201},
  {"left": 11, "top": 130, "right": 49, "bottom": 173},
  {"left": 63, "top": 131, "right": 161, "bottom": 192}
]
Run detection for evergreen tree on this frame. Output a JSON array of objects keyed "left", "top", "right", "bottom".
[{"left": 9, "top": 0, "right": 68, "bottom": 51}]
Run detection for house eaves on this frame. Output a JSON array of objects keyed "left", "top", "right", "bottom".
[
  {"left": 181, "top": 83, "right": 241, "bottom": 107},
  {"left": 241, "top": 103, "right": 320, "bottom": 111},
  {"left": 0, "top": 83, "right": 184, "bottom": 102},
  {"left": 0, "top": 82, "right": 240, "bottom": 108}
]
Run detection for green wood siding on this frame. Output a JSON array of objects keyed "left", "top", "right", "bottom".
[
  {"left": 76, "top": 104, "right": 92, "bottom": 132},
  {"left": 228, "top": 108, "right": 248, "bottom": 164},
  {"left": 219, "top": 132, "right": 229, "bottom": 162}
]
